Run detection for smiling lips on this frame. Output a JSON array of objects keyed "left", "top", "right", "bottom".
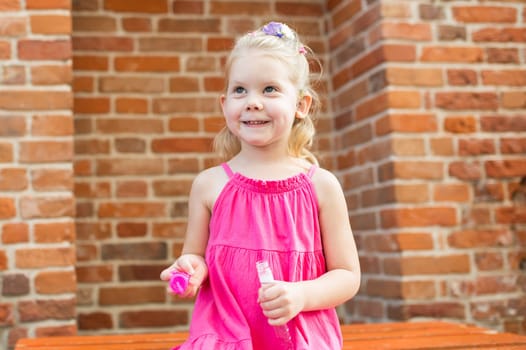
[{"left": 243, "top": 120, "right": 269, "bottom": 125}]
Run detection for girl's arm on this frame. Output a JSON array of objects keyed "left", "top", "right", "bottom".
[
  {"left": 259, "top": 168, "right": 361, "bottom": 324},
  {"left": 160, "top": 170, "right": 215, "bottom": 297}
]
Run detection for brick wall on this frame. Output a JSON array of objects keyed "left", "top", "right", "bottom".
[
  {"left": 327, "top": 0, "right": 526, "bottom": 334},
  {"left": 1, "top": 0, "right": 525, "bottom": 349},
  {"left": 0, "top": 0, "right": 77, "bottom": 348}
]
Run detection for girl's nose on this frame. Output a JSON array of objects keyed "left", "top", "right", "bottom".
[{"left": 246, "top": 96, "right": 263, "bottom": 111}]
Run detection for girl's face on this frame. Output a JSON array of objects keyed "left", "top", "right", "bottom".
[{"left": 220, "top": 50, "right": 310, "bottom": 153}]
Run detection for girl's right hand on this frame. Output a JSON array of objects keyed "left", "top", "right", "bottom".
[{"left": 160, "top": 254, "right": 208, "bottom": 298}]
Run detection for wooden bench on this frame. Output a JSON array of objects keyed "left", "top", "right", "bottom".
[{"left": 15, "top": 321, "right": 526, "bottom": 349}]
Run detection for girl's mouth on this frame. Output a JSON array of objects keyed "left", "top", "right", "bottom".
[{"left": 243, "top": 120, "right": 269, "bottom": 125}]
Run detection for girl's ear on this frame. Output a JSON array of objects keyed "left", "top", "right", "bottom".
[{"left": 296, "top": 93, "right": 312, "bottom": 120}]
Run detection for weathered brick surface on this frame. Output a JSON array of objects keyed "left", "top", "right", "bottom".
[{"left": 328, "top": 0, "right": 526, "bottom": 333}]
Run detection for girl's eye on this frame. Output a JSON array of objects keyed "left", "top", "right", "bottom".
[
  {"left": 233, "top": 86, "right": 246, "bottom": 94},
  {"left": 263, "top": 86, "right": 277, "bottom": 93}
]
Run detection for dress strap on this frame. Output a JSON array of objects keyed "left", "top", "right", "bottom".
[
  {"left": 221, "top": 162, "right": 235, "bottom": 178},
  {"left": 307, "top": 165, "right": 317, "bottom": 178}
]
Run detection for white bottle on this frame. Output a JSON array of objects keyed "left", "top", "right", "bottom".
[{"left": 256, "top": 260, "right": 293, "bottom": 348}]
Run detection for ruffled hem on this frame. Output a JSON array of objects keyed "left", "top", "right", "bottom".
[{"left": 172, "top": 334, "right": 252, "bottom": 350}]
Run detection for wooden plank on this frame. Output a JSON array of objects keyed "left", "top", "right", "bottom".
[{"left": 14, "top": 322, "right": 526, "bottom": 350}]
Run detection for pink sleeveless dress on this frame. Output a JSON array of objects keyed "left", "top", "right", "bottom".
[{"left": 173, "top": 163, "right": 342, "bottom": 350}]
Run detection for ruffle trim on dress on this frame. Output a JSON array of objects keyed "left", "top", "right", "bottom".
[
  {"left": 172, "top": 333, "right": 253, "bottom": 350},
  {"left": 231, "top": 172, "right": 310, "bottom": 193}
]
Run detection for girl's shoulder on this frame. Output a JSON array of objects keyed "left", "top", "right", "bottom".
[{"left": 310, "top": 166, "right": 345, "bottom": 205}]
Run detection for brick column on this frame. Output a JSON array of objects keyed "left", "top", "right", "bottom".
[
  {"left": 0, "top": 0, "right": 76, "bottom": 349},
  {"left": 327, "top": 0, "right": 526, "bottom": 334}
]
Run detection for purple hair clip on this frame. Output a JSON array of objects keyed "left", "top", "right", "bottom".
[{"left": 261, "top": 22, "right": 294, "bottom": 40}]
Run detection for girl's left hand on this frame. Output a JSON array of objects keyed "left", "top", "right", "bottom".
[{"left": 257, "top": 282, "right": 305, "bottom": 326}]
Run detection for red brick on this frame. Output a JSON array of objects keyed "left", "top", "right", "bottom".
[
  {"left": 0, "top": 251, "right": 7, "bottom": 270},
  {"left": 210, "top": 1, "right": 270, "bottom": 15},
  {"left": 473, "top": 27, "right": 526, "bottom": 43},
  {"left": 74, "top": 97, "right": 110, "bottom": 114},
  {"left": 159, "top": 18, "right": 220, "bottom": 33},
  {"left": 447, "top": 69, "right": 478, "bottom": 85},
  {"left": 122, "top": 17, "right": 151, "bottom": 32},
  {"left": 1, "top": 65, "right": 25, "bottom": 84},
  {"left": 96, "top": 158, "right": 163, "bottom": 176},
  {"left": 486, "top": 48, "right": 519, "bottom": 64},
  {"left": 152, "top": 222, "right": 186, "bottom": 239},
  {"left": 501, "top": 137, "right": 526, "bottom": 154},
  {"left": 380, "top": 22, "right": 432, "bottom": 41},
  {"left": 386, "top": 254, "right": 471, "bottom": 275},
  {"left": 0, "top": 198, "right": 16, "bottom": 219},
  {"left": 0, "top": 17, "right": 26, "bottom": 36},
  {"left": 30, "top": 15, "right": 71, "bottom": 34},
  {"left": 421, "top": 46, "right": 483, "bottom": 62},
  {"left": 32, "top": 114, "right": 73, "bottom": 136},
  {"left": 78, "top": 312, "right": 113, "bottom": 330},
  {"left": 0, "top": 116, "right": 25, "bottom": 136},
  {"left": 481, "top": 115, "right": 526, "bottom": 132},
  {"left": 0, "top": 91, "right": 72, "bottom": 110},
  {"left": 116, "top": 222, "right": 147, "bottom": 237},
  {"left": 16, "top": 247, "right": 75, "bottom": 268},
  {"left": 448, "top": 229, "right": 512, "bottom": 249},
  {"left": 482, "top": 70, "right": 526, "bottom": 86},
  {"left": 115, "top": 98, "right": 148, "bottom": 114},
  {"left": 99, "top": 77, "right": 163, "bottom": 93},
  {"left": 0, "top": 0, "right": 20, "bottom": 11},
  {"left": 449, "top": 161, "right": 482, "bottom": 180},
  {"left": 430, "top": 137, "right": 454, "bottom": 156},
  {"left": 76, "top": 265, "right": 113, "bottom": 283},
  {"left": 375, "top": 113, "right": 437, "bottom": 135},
  {"left": 104, "top": 0, "right": 168, "bottom": 13},
  {"left": 31, "top": 64, "right": 72, "bottom": 85},
  {"left": 73, "top": 55, "right": 109, "bottom": 71},
  {"left": 73, "top": 36, "right": 133, "bottom": 52},
  {"left": 502, "top": 91, "right": 526, "bottom": 109},
  {"left": 98, "top": 202, "right": 166, "bottom": 218},
  {"left": 18, "top": 40, "right": 71, "bottom": 60},
  {"left": 18, "top": 298, "right": 76, "bottom": 322},
  {"left": 96, "top": 118, "right": 163, "bottom": 134},
  {"left": 35, "top": 325, "right": 76, "bottom": 338},
  {"left": 19, "top": 140, "right": 73, "bottom": 163},
  {"left": 26, "top": 0, "right": 70, "bottom": 9},
  {"left": 19, "top": 196, "right": 75, "bottom": 219},
  {"left": 151, "top": 137, "right": 213, "bottom": 153},
  {"left": 486, "top": 160, "right": 526, "bottom": 178},
  {"left": 434, "top": 183, "right": 471, "bottom": 202},
  {"left": 152, "top": 179, "right": 192, "bottom": 197},
  {"left": 364, "top": 232, "right": 434, "bottom": 252},
  {"left": 120, "top": 310, "right": 188, "bottom": 328},
  {"left": 381, "top": 207, "right": 457, "bottom": 228},
  {"left": 0, "top": 142, "right": 14, "bottom": 162},
  {"left": 459, "top": 138, "right": 495, "bottom": 156},
  {"left": 0, "top": 303, "right": 14, "bottom": 326},
  {"left": 35, "top": 270, "right": 76, "bottom": 294},
  {"left": 172, "top": 1, "right": 204, "bottom": 14},
  {"left": 99, "top": 286, "right": 165, "bottom": 305},
  {"left": 386, "top": 67, "right": 442, "bottom": 86},
  {"left": 1, "top": 223, "right": 29, "bottom": 244},
  {"left": 34, "top": 222, "right": 75, "bottom": 243},
  {"left": 453, "top": 6, "right": 517, "bottom": 23},
  {"left": 2, "top": 274, "right": 29, "bottom": 296},
  {"left": 436, "top": 92, "right": 498, "bottom": 110},
  {"left": 389, "top": 302, "right": 465, "bottom": 320},
  {"left": 114, "top": 56, "right": 180, "bottom": 72},
  {"left": 115, "top": 138, "right": 146, "bottom": 153},
  {"left": 73, "top": 15, "right": 117, "bottom": 32},
  {"left": 0, "top": 168, "right": 27, "bottom": 191},
  {"left": 100, "top": 242, "right": 167, "bottom": 260},
  {"left": 32, "top": 168, "right": 73, "bottom": 190}
]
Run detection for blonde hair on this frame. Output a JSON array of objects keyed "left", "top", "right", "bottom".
[{"left": 214, "top": 22, "right": 321, "bottom": 165}]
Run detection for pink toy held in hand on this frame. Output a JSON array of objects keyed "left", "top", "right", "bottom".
[{"left": 170, "top": 271, "right": 190, "bottom": 295}]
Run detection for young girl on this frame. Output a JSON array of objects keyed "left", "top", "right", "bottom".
[{"left": 160, "top": 21, "right": 360, "bottom": 350}]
